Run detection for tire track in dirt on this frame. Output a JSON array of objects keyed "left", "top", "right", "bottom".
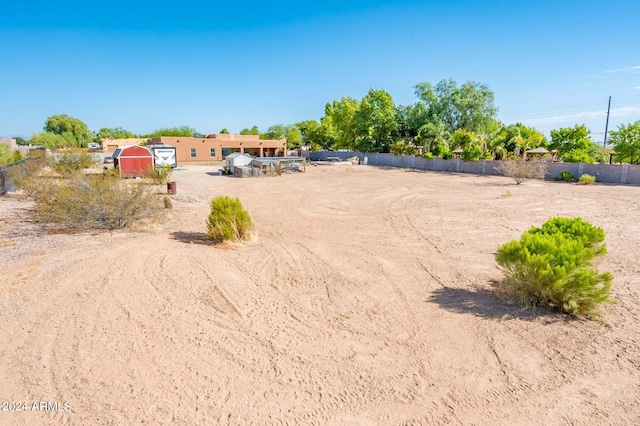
[
  {"left": 225, "top": 203, "right": 435, "bottom": 423},
  {"left": 3, "top": 166, "right": 640, "bottom": 424},
  {"left": 380, "top": 188, "right": 575, "bottom": 420}
]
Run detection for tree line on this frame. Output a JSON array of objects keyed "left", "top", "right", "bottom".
[{"left": 12, "top": 78, "right": 640, "bottom": 164}]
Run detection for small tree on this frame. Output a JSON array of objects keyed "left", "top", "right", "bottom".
[
  {"left": 609, "top": 121, "right": 640, "bottom": 164},
  {"left": 495, "top": 159, "right": 547, "bottom": 184},
  {"left": 146, "top": 165, "right": 173, "bottom": 185},
  {"left": 496, "top": 217, "right": 613, "bottom": 317},
  {"left": 206, "top": 196, "right": 253, "bottom": 243}
]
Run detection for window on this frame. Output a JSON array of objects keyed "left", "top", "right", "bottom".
[
  {"left": 221, "top": 148, "right": 231, "bottom": 158},
  {"left": 190, "top": 148, "right": 196, "bottom": 158},
  {"left": 210, "top": 148, "right": 215, "bottom": 157}
]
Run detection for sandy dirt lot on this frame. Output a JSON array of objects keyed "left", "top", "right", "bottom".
[{"left": 1, "top": 163, "right": 639, "bottom": 425}]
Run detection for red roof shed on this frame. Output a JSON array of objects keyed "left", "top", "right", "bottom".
[{"left": 112, "top": 145, "right": 153, "bottom": 178}]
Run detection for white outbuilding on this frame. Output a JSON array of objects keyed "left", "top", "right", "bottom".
[{"left": 225, "top": 152, "right": 253, "bottom": 169}]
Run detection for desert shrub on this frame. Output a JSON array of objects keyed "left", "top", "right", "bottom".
[
  {"left": 206, "top": 196, "right": 253, "bottom": 243},
  {"left": 53, "top": 151, "right": 95, "bottom": 174},
  {"left": 496, "top": 217, "right": 613, "bottom": 317},
  {"left": 528, "top": 217, "right": 606, "bottom": 254},
  {"left": 147, "top": 165, "right": 173, "bottom": 185},
  {"left": 555, "top": 170, "right": 574, "bottom": 182},
  {"left": 495, "top": 159, "right": 547, "bottom": 184},
  {"left": 20, "top": 173, "right": 161, "bottom": 229},
  {"left": 578, "top": 173, "right": 596, "bottom": 185}
]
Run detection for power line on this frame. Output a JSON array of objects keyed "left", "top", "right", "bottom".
[
  {"left": 500, "top": 102, "right": 640, "bottom": 121},
  {"left": 498, "top": 96, "right": 640, "bottom": 119}
]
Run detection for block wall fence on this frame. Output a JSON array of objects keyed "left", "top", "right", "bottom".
[{"left": 309, "top": 151, "right": 640, "bottom": 185}]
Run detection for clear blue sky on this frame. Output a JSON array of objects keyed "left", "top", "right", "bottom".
[{"left": 1, "top": 0, "right": 639, "bottom": 143}]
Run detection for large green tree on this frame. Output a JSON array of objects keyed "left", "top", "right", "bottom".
[
  {"left": 549, "top": 125, "right": 591, "bottom": 154},
  {"left": 324, "top": 97, "right": 360, "bottom": 150},
  {"left": 240, "top": 126, "right": 260, "bottom": 135},
  {"left": 354, "top": 89, "right": 397, "bottom": 152},
  {"left": 30, "top": 131, "right": 78, "bottom": 149},
  {"left": 259, "top": 125, "right": 285, "bottom": 140},
  {"left": 609, "top": 121, "right": 640, "bottom": 164},
  {"left": 416, "top": 121, "right": 450, "bottom": 152},
  {"left": 297, "top": 118, "right": 336, "bottom": 150},
  {"left": 491, "top": 123, "right": 547, "bottom": 156},
  {"left": 395, "top": 104, "right": 426, "bottom": 143},
  {"left": 449, "top": 128, "right": 477, "bottom": 150},
  {"left": 549, "top": 124, "right": 604, "bottom": 163},
  {"left": 43, "top": 114, "right": 92, "bottom": 147},
  {"left": 284, "top": 126, "right": 302, "bottom": 149},
  {"left": 259, "top": 124, "right": 303, "bottom": 148},
  {"left": 413, "top": 79, "right": 497, "bottom": 134},
  {"left": 142, "top": 126, "right": 197, "bottom": 138},
  {"left": 94, "top": 127, "right": 136, "bottom": 142}
]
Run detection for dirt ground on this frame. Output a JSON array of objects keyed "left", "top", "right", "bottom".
[{"left": 1, "top": 163, "right": 639, "bottom": 425}]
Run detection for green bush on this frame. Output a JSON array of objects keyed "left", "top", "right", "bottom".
[
  {"left": 555, "top": 171, "right": 574, "bottom": 182},
  {"left": 53, "top": 151, "right": 95, "bottom": 174},
  {"left": 20, "top": 173, "right": 161, "bottom": 229},
  {"left": 421, "top": 152, "right": 433, "bottom": 159},
  {"left": 528, "top": 217, "right": 606, "bottom": 254},
  {"left": 146, "top": 165, "right": 173, "bottom": 185},
  {"left": 206, "top": 196, "right": 254, "bottom": 243},
  {"left": 578, "top": 173, "right": 596, "bottom": 185},
  {"left": 496, "top": 217, "right": 613, "bottom": 317},
  {"left": 0, "top": 144, "right": 24, "bottom": 165}
]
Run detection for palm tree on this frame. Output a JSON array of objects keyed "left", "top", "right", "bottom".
[{"left": 417, "top": 121, "right": 450, "bottom": 153}]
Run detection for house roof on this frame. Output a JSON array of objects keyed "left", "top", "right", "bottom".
[
  {"left": 112, "top": 145, "right": 152, "bottom": 158},
  {"left": 226, "top": 152, "right": 250, "bottom": 159}
]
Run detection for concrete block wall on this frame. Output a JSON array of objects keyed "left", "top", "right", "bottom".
[
  {"left": 546, "top": 163, "right": 580, "bottom": 180},
  {"left": 309, "top": 151, "right": 640, "bottom": 185},
  {"left": 583, "top": 164, "right": 622, "bottom": 183}
]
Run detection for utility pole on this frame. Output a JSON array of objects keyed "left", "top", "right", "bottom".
[{"left": 603, "top": 96, "right": 611, "bottom": 148}]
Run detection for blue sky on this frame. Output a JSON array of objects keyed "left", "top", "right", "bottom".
[{"left": 1, "top": 0, "right": 639, "bottom": 143}]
